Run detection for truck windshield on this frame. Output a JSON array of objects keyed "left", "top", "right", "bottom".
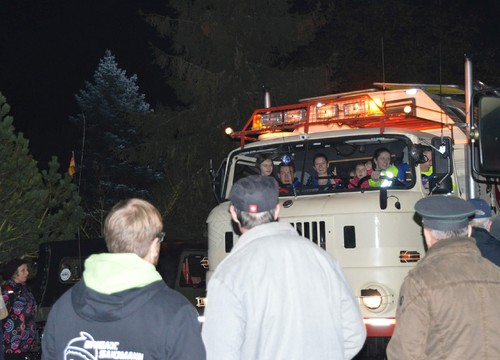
[{"left": 226, "top": 135, "right": 415, "bottom": 197}]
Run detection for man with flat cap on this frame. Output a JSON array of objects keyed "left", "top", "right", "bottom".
[
  {"left": 202, "top": 175, "right": 366, "bottom": 360},
  {"left": 387, "top": 196, "right": 500, "bottom": 359}
]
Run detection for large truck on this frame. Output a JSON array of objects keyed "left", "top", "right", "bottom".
[{"left": 205, "top": 59, "right": 500, "bottom": 357}]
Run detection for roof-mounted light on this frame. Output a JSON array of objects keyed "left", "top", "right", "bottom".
[
  {"left": 284, "top": 109, "right": 306, "bottom": 124},
  {"left": 316, "top": 103, "right": 339, "bottom": 119},
  {"left": 251, "top": 106, "right": 308, "bottom": 131},
  {"left": 260, "top": 112, "right": 283, "bottom": 127},
  {"left": 344, "top": 101, "right": 366, "bottom": 116}
]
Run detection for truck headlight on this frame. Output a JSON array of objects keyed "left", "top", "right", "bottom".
[
  {"left": 359, "top": 284, "right": 393, "bottom": 312},
  {"left": 361, "top": 288, "right": 383, "bottom": 309}
]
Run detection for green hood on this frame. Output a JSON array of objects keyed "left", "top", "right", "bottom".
[{"left": 83, "top": 253, "right": 162, "bottom": 294}]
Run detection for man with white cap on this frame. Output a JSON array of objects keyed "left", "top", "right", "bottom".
[
  {"left": 202, "top": 175, "right": 366, "bottom": 360},
  {"left": 387, "top": 196, "right": 500, "bottom": 359}
]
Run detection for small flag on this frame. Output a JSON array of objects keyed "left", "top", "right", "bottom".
[{"left": 68, "top": 152, "right": 76, "bottom": 177}]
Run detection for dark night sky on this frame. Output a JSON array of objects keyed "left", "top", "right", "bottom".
[
  {"left": 0, "top": 0, "right": 170, "bottom": 166},
  {"left": 2, "top": 1, "right": 500, "bottom": 169}
]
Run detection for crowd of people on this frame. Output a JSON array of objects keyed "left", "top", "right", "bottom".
[
  {"left": 258, "top": 147, "right": 417, "bottom": 193},
  {"left": 2, "top": 170, "right": 500, "bottom": 358}
]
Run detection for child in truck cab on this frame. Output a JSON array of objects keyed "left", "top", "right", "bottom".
[
  {"left": 348, "top": 162, "right": 371, "bottom": 189},
  {"left": 368, "top": 147, "right": 409, "bottom": 187}
]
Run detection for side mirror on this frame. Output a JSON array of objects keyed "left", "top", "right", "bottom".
[
  {"left": 431, "top": 137, "right": 453, "bottom": 177},
  {"left": 472, "top": 96, "right": 500, "bottom": 177},
  {"left": 428, "top": 137, "right": 453, "bottom": 194}
]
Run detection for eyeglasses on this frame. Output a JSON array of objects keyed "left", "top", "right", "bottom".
[{"left": 156, "top": 232, "right": 166, "bottom": 243}]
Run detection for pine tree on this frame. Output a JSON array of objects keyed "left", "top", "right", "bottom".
[
  {"left": 139, "top": 0, "right": 337, "bottom": 239},
  {"left": 0, "top": 94, "right": 83, "bottom": 262},
  {"left": 71, "top": 50, "right": 159, "bottom": 237},
  {"left": 40, "top": 157, "right": 84, "bottom": 241}
]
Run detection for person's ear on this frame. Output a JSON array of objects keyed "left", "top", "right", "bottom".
[
  {"left": 273, "top": 204, "right": 280, "bottom": 220},
  {"left": 229, "top": 204, "right": 240, "bottom": 225},
  {"left": 423, "top": 227, "right": 434, "bottom": 248},
  {"left": 144, "top": 237, "right": 160, "bottom": 265}
]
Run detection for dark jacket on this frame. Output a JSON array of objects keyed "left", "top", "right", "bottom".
[
  {"left": 472, "top": 227, "right": 500, "bottom": 266},
  {"left": 1, "top": 280, "right": 37, "bottom": 354},
  {"left": 42, "top": 253, "right": 205, "bottom": 360}
]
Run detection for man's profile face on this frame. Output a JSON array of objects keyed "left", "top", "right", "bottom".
[
  {"left": 278, "top": 166, "right": 294, "bottom": 185},
  {"left": 421, "top": 151, "right": 432, "bottom": 172}
]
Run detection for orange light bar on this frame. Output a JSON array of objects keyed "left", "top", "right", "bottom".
[{"left": 230, "top": 93, "right": 452, "bottom": 146}]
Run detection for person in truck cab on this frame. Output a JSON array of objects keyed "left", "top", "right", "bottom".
[
  {"left": 420, "top": 145, "right": 434, "bottom": 188},
  {"left": 202, "top": 175, "right": 366, "bottom": 359},
  {"left": 307, "top": 153, "right": 342, "bottom": 190},
  {"left": 387, "top": 196, "right": 500, "bottom": 359},
  {"left": 255, "top": 154, "right": 274, "bottom": 176},
  {"left": 348, "top": 161, "right": 371, "bottom": 189},
  {"left": 41, "top": 198, "right": 205, "bottom": 360},
  {"left": 368, "top": 147, "right": 409, "bottom": 187},
  {"left": 277, "top": 161, "right": 301, "bottom": 194}
]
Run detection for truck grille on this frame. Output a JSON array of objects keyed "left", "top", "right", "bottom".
[{"left": 291, "top": 221, "right": 326, "bottom": 250}]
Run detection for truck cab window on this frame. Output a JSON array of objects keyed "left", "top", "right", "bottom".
[{"left": 226, "top": 136, "right": 415, "bottom": 199}]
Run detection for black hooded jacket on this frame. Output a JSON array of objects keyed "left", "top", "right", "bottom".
[{"left": 42, "top": 272, "right": 205, "bottom": 359}]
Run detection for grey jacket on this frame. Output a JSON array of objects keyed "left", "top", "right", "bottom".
[{"left": 387, "top": 237, "right": 500, "bottom": 359}]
